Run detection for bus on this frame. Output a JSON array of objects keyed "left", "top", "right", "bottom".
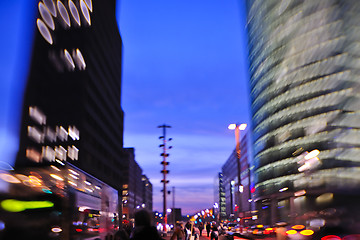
[{"left": 0, "top": 162, "right": 119, "bottom": 239}]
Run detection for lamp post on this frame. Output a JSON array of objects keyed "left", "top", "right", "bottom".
[
  {"left": 228, "top": 123, "right": 247, "bottom": 220},
  {"left": 158, "top": 124, "right": 172, "bottom": 231}
]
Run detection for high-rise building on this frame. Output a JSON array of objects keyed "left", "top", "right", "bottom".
[
  {"left": 214, "top": 172, "right": 226, "bottom": 221},
  {"left": 16, "top": 0, "right": 125, "bottom": 199},
  {"left": 246, "top": 0, "right": 360, "bottom": 228},
  {"left": 122, "top": 148, "right": 150, "bottom": 219},
  {"left": 221, "top": 131, "right": 251, "bottom": 222},
  {"left": 142, "top": 175, "right": 153, "bottom": 212}
]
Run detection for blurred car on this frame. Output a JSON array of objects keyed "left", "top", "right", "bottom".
[
  {"left": 247, "top": 225, "right": 265, "bottom": 237},
  {"left": 226, "top": 223, "right": 238, "bottom": 232}
]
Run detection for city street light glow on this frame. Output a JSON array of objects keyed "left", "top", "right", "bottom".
[
  {"left": 305, "top": 149, "right": 320, "bottom": 160},
  {"left": 238, "top": 123, "right": 247, "bottom": 130},
  {"left": 50, "top": 174, "right": 63, "bottom": 181},
  {"left": 294, "top": 190, "right": 306, "bottom": 197},
  {"left": 279, "top": 187, "right": 288, "bottom": 192},
  {"left": 228, "top": 124, "right": 236, "bottom": 130}
]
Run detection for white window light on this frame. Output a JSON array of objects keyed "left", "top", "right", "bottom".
[
  {"left": 68, "top": 145, "right": 79, "bottom": 160},
  {"left": 64, "top": 49, "right": 75, "bottom": 70},
  {"left": 57, "top": 0, "right": 71, "bottom": 27},
  {"left": 72, "top": 49, "right": 86, "bottom": 70},
  {"left": 43, "top": 146, "right": 55, "bottom": 162},
  {"left": 84, "top": 0, "right": 92, "bottom": 12},
  {"left": 69, "top": 174, "right": 79, "bottom": 180},
  {"left": 39, "top": 2, "right": 55, "bottom": 30},
  {"left": 80, "top": 0, "right": 91, "bottom": 25},
  {"left": 55, "top": 146, "right": 67, "bottom": 161},
  {"left": 69, "top": 169, "right": 79, "bottom": 176},
  {"left": 43, "top": 0, "right": 57, "bottom": 17},
  {"left": 28, "top": 126, "right": 44, "bottom": 143},
  {"left": 50, "top": 165, "right": 61, "bottom": 171},
  {"left": 68, "top": 0, "right": 81, "bottom": 26},
  {"left": 68, "top": 180, "right": 77, "bottom": 187},
  {"left": 56, "top": 126, "right": 68, "bottom": 141},
  {"left": 68, "top": 126, "right": 80, "bottom": 140},
  {"left": 45, "top": 127, "right": 56, "bottom": 142},
  {"left": 50, "top": 174, "right": 64, "bottom": 181},
  {"left": 26, "top": 148, "right": 42, "bottom": 163},
  {"left": 37, "top": 19, "right": 53, "bottom": 45},
  {"left": 29, "top": 106, "right": 46, "bottom": 125}
]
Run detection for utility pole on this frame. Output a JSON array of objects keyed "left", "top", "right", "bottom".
[
  {"left": 228, "top": 123, "right": 247, "bottom": 220},
  {"left": 172, "top": 186, "right": 175, "bottom": 225},
  {"left": 158, "top": 124, "right": 172, "bottom": 230}
]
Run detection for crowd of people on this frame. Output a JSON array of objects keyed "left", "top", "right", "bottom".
[
  {"left": 111, "top": 209, "right": 226, "bottom": 240},
  {"left": 170, "top": 221, "right": 226, "bottom": 240}
]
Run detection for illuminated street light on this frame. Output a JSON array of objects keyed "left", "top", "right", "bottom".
[
  {"left": 304, "top": 149, "right": 320, "bottom": 160},
  {"left": 228, "top": 123, "right": 247, "bottom": 218}
]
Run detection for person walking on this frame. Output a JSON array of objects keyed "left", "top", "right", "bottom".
[
  {"left": 193, "top": 225, "right": 200, "bottom": 240},
  {"left": 206, "top": 222, "right": 211, "bottom": 237},
  {"left": 210, "top": 223, "right": 219, "bottom": 240},
  {"left": 198, "top": 223, "right": 204, "bottom": 236},
  {"left": 184, "top": 222, "right": 192, "bottom": 240},
  {"left": 171, "top": 222, "right": 185, "bottom": 240},
  {"left": 130, "top": 209, "right": 163, "bottom": 240}
]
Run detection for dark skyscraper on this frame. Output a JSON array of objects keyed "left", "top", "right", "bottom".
[{"left": 17, "top": 0, "right": 125, "bottom": 192}]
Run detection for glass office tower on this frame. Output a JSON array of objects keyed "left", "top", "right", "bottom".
[{"left": 246, "top": 0, "right": 360, "bottom": 228}]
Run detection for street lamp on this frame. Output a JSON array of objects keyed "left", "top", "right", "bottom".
[{"left": 228, "top": 123, "right": 247, "bottom": 219}]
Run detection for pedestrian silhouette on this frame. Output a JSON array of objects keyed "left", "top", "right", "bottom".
[{"left": 130, "top": 209, "right": 163, "bottom": 240}]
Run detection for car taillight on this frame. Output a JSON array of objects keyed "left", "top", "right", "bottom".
[
  {"left": 321, "top": 235, "right": 341, "bottom": 240},
  {"left": 286, "top": 230, "right": 297, "bottom": 235},
  {"left": 300, "top": 230, "right": 314, "bottom": 236}
]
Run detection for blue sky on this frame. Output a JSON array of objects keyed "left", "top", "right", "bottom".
[
  {"left": 117, "top": 0, "right": 251, "bottom": 214},
  {"left": 0, "top": 0, "right": 251, "bottom": 215}
]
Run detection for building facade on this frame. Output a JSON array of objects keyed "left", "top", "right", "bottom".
[
  {"left": 246, "top": 0, "right": 360, "bottom": 229},
  {"left": 221, "top": 132, "right": 251, "bottom": 223},
  {"left": 214, "top": 172, "right": 226, "bottom": 221},
  {"left": 142, "top": 175, "right": 153, "bottom": 212},
  {"left": 122, "top": 148, "right": 151, "bottom": 219},
  {"left": 17, "top": 0, "right": 126, "bottom": 190}
]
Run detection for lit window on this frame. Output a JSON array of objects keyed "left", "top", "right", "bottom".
[
  {"left": 64, "top": 49, "right": 75, "bottom": 70},
  {"left": 80, "top": 0, "right": 91, "bottom": 25},
  {"left": 68, "top": 126, "right": 80, "bottom": 140},
  {"left": 84, "top": 0, "right": 92, "bottom": 12},
  {"left": 28, "top": 126, "right": 43, "bottom": 143},
  {"left": 68, "top": 145, "right": 79, "bottom": 160},
  {"left": 42, "top": 146, "right": 55, "bottom": 162},
  {"left": 37, "top": 19, "right": 53, "bottom": 44},
  {"left": 39, "top": 2, "right": 55, "bottom": 30},
  {"left": 68, "top": 0, "right": 81, "bottom": 26},
  {"left": 73, "top": 49, "right": 86, "bottom": 70},
  {"left": 45, "top": 127, "right": 56, "bottom": 142},
  {"left": 29, "top": 106, "right": 46, "bottom": 125},
  {"left": 55, "top": 146, "right": 67, "bottom": 161},
  {"left": 26, "top": 148, "right": 42, "bottom": 163},
  {"left": 43, "top": 0, "right": 57, "bottom": 17},
  {"left": 57, "top": 0, "right": 71, "bottom": 27},
  {"left": 56, "top": 126, "right": 68, "bottom": 141}
]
